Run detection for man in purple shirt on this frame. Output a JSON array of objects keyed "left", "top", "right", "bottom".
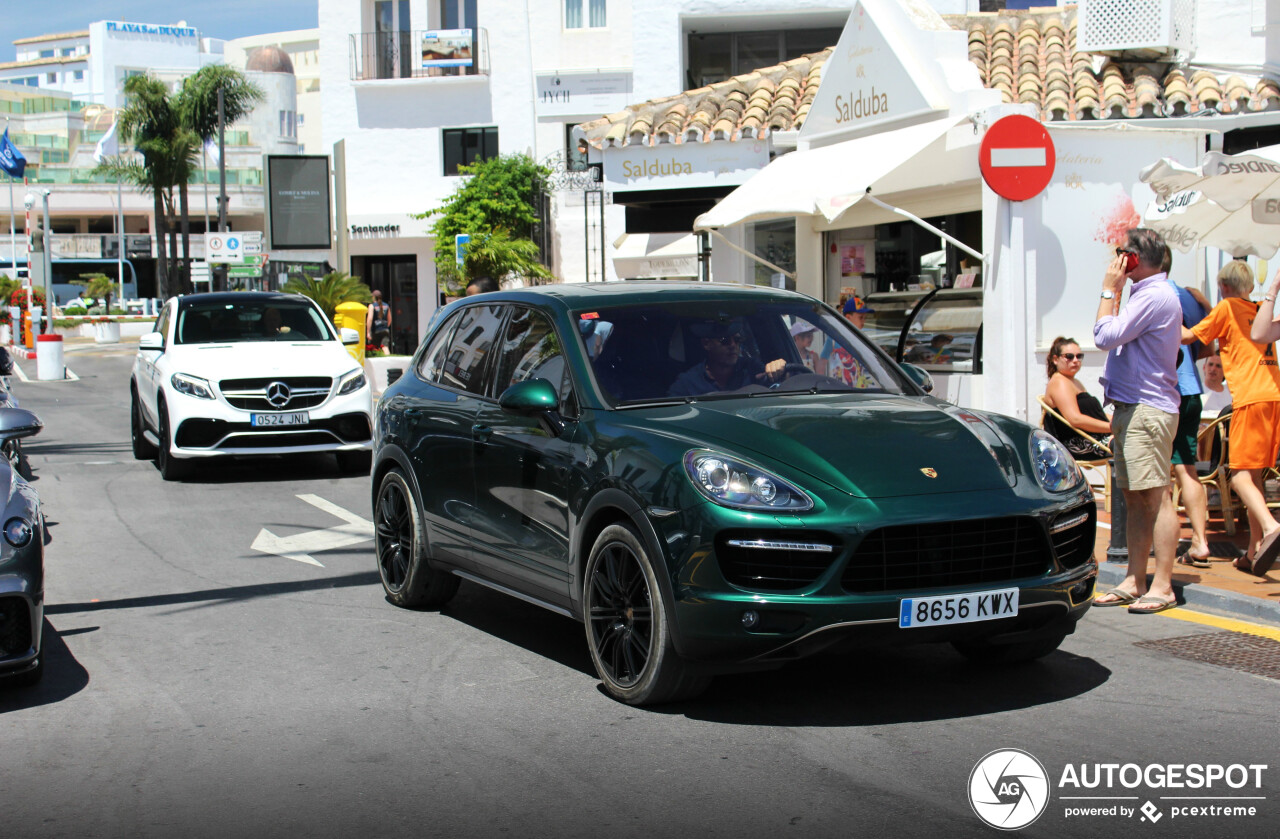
[{"left": 1091, "top": 228, "right": 1182, "bottom": 614}]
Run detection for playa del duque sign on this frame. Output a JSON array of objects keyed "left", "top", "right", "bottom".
[{"left": 603, "top": 140, "right": 770, "bottom": 192}]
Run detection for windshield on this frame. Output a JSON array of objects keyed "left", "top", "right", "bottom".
[
  {"left": 578, "top": 298, "right": 909, "bottom": 405},
  {"left": 175, "top": 298, "right": 334, "bottom": 345}
]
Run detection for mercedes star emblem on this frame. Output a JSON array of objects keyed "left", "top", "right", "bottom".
[{"left": 265, "top": 381, "right": 292, "bottom": 408}]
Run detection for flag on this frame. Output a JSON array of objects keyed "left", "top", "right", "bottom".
[
  {"left": 0, "top": 127, "right": 26, "bottom": 178},
  {"left": 204, "top": 137, "right": 219, "bottom": 166},
  {"left": 93, "top": 120, "right": 119, "bottom": 163}
]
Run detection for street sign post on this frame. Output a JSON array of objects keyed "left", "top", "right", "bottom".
[
  {"left": 206, "top": 233, "right": 244, "bottom": 263},
  {"left": 979, "top": 115, "right": 1056, "bottom": 202}
]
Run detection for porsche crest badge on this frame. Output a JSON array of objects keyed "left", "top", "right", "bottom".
[{"left": 920, "top": 468, "right": 938, "bottom": 478}]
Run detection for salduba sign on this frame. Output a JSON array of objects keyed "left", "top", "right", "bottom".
[
  {"left": 799, "top": 0, "right": 978, "bottom": 145},
  {"left": 603, "top": 141, "right": 769, "bottom": 192}
]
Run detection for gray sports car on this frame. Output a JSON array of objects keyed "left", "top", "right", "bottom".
[{"left": 0, "top": 407, "right": 46, "bottom": 687}]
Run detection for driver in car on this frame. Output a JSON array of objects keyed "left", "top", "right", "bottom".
[{"left": 668, "top": 319, "right": 787, "bottom": 397}]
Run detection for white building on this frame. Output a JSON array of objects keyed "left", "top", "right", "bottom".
[{"left": 226, "top": 30, "right": 323, "bottom": 154}]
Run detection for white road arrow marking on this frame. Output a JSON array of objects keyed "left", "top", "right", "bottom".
[{"left": 251, "top": 494, "right": 374, "bottom": 567}]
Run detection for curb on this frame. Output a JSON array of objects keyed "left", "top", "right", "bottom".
[
  {"left": 1097, "top": 562, "right": 1280, "bottom": 625},
  {"left": 6, "top": 345, "right": 36, "bottom": 360}
]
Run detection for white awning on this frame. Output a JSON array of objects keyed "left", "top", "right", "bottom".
[
  {"left": 694, "top": 114, "right": 975, "bottom": 230},
  {"left": 612, "top": 232, "right": 700, "bottom": 278}
]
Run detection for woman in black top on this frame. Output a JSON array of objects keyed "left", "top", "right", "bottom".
[{"left": 1043, "top": 336, "right": 1112, "bottom": 459}]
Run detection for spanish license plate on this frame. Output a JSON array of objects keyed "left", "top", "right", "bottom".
[
  {"left": 898, "top": 588, "right": 1018, "bottom": 629},
  {"left": 251, "top": 411, "right": 310, "bottom": 427}
]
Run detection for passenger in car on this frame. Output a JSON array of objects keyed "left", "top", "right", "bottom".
[
  {"left": 261, "top": 307, "right": 292, "bottom": 338},
  {"left": 668, "top": 318, "right": 786, "bottom": 397}
]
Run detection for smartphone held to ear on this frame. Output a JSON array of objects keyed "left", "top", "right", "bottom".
[{"left": 1117, "top": 248, "right": 1139, "bottom": 273}]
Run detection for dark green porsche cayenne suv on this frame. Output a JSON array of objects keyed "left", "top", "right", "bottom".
[{"left": 371, "top": 282, "right": 1097, "bottom": 704}]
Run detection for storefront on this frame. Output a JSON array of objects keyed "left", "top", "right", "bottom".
[{"left": 345, "top": 215, "right": 435, "bottom": 353}]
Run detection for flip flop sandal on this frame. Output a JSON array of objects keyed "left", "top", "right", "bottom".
[
  {"left": 1252, "top": 529, "right": 1280, "bottom": 576},
  {"left": 1234, "top": 555, "right": 1263, "bottom": 576},
  {"left": 1128, "top": 594, "right": 1177, "bottom": 614},
  {"left": 1176, "top": 551, "right": 1211, "bottom": 568},
  {"left": 1092, "top": 589, "right": 1138, "bottom": 607}
]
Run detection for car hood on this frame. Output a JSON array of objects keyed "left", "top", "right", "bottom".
[
  {"left": 623, "top": 394, "right": 1019, "bottom": 499},
  {"left": 164, "top": 341, "right": 360, "bottom": 381}
]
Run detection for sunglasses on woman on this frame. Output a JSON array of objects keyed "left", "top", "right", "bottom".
[{"left": 1058, "top": 353, "right": 1084, "bottom": 361}]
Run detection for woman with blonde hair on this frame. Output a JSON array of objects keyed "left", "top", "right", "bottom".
[{"left": 1042, "top": 336, "right": 1112, "bottom": 459}]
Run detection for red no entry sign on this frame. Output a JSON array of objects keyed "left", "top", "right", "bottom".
[{"left": 980, "top": 115, "right": 1056, "bottom": 201}]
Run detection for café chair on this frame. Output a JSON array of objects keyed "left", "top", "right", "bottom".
[{"left": 1175, "top": 412, "right": 1239, "bottom": 536}]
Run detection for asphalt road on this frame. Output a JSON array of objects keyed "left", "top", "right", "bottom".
[{"left": 2, "top": 349, "right": 1277, "bottom": 839}]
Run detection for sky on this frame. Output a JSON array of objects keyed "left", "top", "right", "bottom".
[{"left": 0, "top": 0, "right": 318, "bottom": 60}]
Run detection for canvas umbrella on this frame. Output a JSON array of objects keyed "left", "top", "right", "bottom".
[{"left": 1140, "top": 144, "right": 1280, "bottom": 258}]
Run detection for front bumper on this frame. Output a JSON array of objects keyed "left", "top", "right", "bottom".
[
  {"left": 0, "top": 580, "right": 43, "bottom": 676},
  {"left": 167, "top": 387, "right": 373, "bottom": 458},
  {"left": 652, "top": 483, "right": 1098, "bottom": 663}
]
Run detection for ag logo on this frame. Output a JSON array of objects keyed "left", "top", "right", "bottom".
[{"left": 968, "top": 748, "right": 1050, "bottom": 830}]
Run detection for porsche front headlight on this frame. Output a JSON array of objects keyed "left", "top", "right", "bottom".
[
  {"left": 683, "top": 449, "right": 813, "bottom": 511},
  {"left": 1030, "top": 430, "right": 1083, "bottom": 492}
]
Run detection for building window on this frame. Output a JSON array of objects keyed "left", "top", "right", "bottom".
[
  {"left": 46, "top": 72, "right": 57, "bottom": 84},
  {"left": 39, "top": 49, "right": 54, "bottom": 58},
  {"left": 565, "top": 0, "right": 606, "bottom": 29},
  {"left": 443, "top": 126, "right": 498, "bottom": 175},
  {"left": 73, "top": 70, "right": 84, "bottom": 81},
  {"left": 61, "top": 47, "right": 76, "bottom": 56},
  {"left": 279, "top": 110, "right": 297, "bottom": 138},
  {"left": 687, "top": 27, "right": 843, "bottom": 87}
]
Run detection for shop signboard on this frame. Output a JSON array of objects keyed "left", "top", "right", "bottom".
[
  {"left": 798, "top": 0, "right": 955, "bottom": 145},
  {"left": 266, "top": 155, "right": 332, "bottom": 250},
  {"left": 980, "top": 116, "right": 1056, "bottom": 201},
  {"left": 534, "top": 72, "right": 632, "bottom": 117},
  {"left": 420, "top": 30, "right": 473, "bottom": 67},
  {"left": 603, "top": 140, "right": 769, "bottom": 192}
]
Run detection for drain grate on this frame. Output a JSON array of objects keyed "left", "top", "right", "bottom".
[{"left": 1136, "top": 632, "right": 1280, "bottom": 681}]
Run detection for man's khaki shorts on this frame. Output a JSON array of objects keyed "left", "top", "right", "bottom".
[{"left": 1111, "top": 402, "right": 1177, "bottom": 491}]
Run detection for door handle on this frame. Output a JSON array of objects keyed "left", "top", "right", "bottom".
[{"left": 471, "top": 423, "right": 492, "bottom": 442}]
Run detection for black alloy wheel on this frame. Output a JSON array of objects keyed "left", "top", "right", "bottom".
[
  {"left": 374, "top": 470, "right": 457, "bottom": 609},
  {"left": 156, "top": 399, "right": 188, "bottom": 481},
  {"left": 584, "top": 523, "right": 709, "bottom": 705},
  {"left": 131, "top": 389, "right": 156, "bottom": 460}
]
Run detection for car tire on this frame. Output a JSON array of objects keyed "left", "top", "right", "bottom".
[
  {"left": 131, "top": 388, "right": 157, "bottom": 460},
  {"left": 583, "top": 523, "right": 710, "bottom": 705},
  {"left": 951, "top": 629, "right": 1068, "bottom": 664},
  {"left": 374, "top": 469, "right": 458, "bottom": 609},
  {"left": 337, "top": 450, "right": 372, "bottom": 475},
  {"left": 156, "top": 398, "right": 190, "bottom": 482}
]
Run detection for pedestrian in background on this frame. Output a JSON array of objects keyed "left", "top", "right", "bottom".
[
  {"left": 1092, "top": 228, "right": 1183, "bottom": 614},
  {"left": 366, "top": 290, "right": 391, "bottom": 350},
  {"left": 1165, "top": 246, "right": 1213, "bottom": 568},
  {"left": 1200, "top": 354, "right": 1232, "bottom": 414},
  {"left": 466, "top": 276, "right": 499, "bottom": 296},
  {"left": 1187, "top": 260, "right": 1280, "bottom": 577}
]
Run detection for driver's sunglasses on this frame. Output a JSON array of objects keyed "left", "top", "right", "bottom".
[
  {"left": 1059, "top": 353, "right": 1085, "bottom": 361},
  {"left": 714, "top": 333, "right": 744, "bottom": 346}
]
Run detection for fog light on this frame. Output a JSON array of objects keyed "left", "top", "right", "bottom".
[{"left": 741, "top": 610, "right": 760, "bottom": 629}]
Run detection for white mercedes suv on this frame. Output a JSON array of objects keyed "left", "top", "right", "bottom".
[{"left": 130, "top": 292, "right": 373, "bottom": 480}]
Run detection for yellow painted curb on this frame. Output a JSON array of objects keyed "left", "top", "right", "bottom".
[{"left": 1158, "top": 608, "right": 1280, "bottom": 642}]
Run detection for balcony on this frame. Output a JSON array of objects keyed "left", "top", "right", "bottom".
[{"left": 349, "top": 28, "right": 490, "bottom": 82}]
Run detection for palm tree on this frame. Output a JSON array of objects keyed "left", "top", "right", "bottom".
[
  {"left": 96, "top": 74, "right": 200, "bottom": 300},
  {"left": 282, "top": 271, "right": 372, "bottom": 319},
  {"left": 175, "top": 66, "right": 264, "bottom": 280}
]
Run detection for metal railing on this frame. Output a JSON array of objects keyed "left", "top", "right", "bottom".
[{"left": 349, "top": 28, "right": 490, "bottom": 81}]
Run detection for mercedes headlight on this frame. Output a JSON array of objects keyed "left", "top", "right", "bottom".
[
  {"left": 1030, "top": 430, "right": 1083, "bottom": 492},
  {"left": 683, "top": 449, "right": 813, "bottom": 511},
  {"left": 337, "top": 369, "right": 367, "bottom": 395},
  {"left": 170, "top": 372, "right": 214, "bottom": 400}
]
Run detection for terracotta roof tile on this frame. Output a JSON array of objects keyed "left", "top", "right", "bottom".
[{"left": 578, "top": 5, "right": 1280, "bottom": 148}]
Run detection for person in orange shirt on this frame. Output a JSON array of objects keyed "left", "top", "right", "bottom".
[{"left": 1183, "top": 260, "right": 1280, "bottom": 576}]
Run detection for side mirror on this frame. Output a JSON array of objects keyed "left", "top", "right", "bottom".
[
  {"left": 498, "top": 379, "right": 564, "bottom": 436},
  {"left": 0, "top": 407, "right": 42, "bottom": 442},
  {"left": 340, "top": 327, "right": 361, "bottom": 345},
  {"left": 899, "top": 362, "right": 935, "bottom": 394},
  {"left": 138, "top": 332, "right": 164, "bottom": 351}
]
